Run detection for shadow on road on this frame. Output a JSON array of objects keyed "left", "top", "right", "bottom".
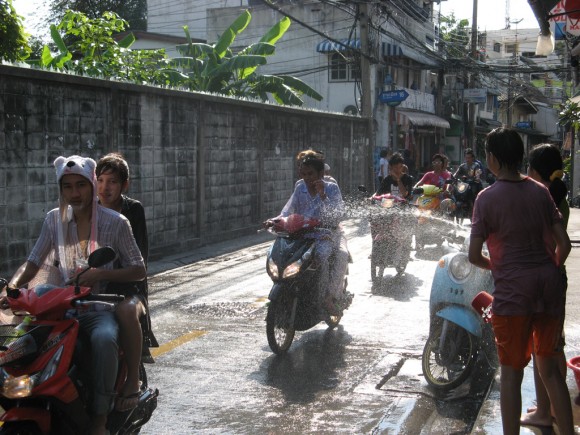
[
  {"left": 258, "top": 326, "right": 353, "bottom": 404},
  {"left": 371, "top": 272, "right": 423, "bottom": 301}
]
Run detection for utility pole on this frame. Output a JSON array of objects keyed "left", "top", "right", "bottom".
[
  {"left": 468, "top": 0, "right": 478, "bottom": 153},
  {"left": 359, "top": 1, "right": 376, "bottom": 189}
]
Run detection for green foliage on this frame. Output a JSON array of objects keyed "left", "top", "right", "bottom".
[
  {"left": 28, "top": 9, "right": 322, "bottom": 107},
  {"left": 167, "top": 10, "right": 322, "bottom": 106},
  {"left": 439, "top": 13, "right": 470, "bottom": 59},
  {"left": 49, "top": 0, "right": 147, "bottom": 31},
  {"left": 559, "top": 101, "right": 580, "bottom": 130},
  {"left": 30, "top": 11, "right": 168, "bottom": 82},
  {"left": 0, "top": 0, "right": 31, "bottom": 62}
]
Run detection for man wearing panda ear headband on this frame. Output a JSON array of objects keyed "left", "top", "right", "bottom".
[{"left": 7, "top": 155, "right": 146, "bottom": 435}]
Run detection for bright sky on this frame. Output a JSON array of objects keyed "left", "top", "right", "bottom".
[
  {"left": 13, "top": 0, "right": 50, "bottom": 40},
  {"left": 14, "top": 0, "right": 542, "bottom": 40},
  {"left": 439, "top": 0, "right": 540, "bottom": 31}
]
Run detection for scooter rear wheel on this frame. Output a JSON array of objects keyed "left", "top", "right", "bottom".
[
  {"left": 266, "top": 300, "right": 295, "bottom": 354},
  {"left": 422, "top": 319, "right": 478, "bottom": 391}
]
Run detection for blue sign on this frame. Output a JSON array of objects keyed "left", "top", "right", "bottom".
[
  {"left": 515, "top": 121, "right": 532, "bottom": 129},
  {"left": 379, "top": 90, "right": 409, "bottom": 104}
]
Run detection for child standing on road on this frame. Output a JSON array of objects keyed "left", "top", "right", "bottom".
[
  {"left": 521, "top": 143, "right": 570, "bottom": 429},
  {"left": 468, "top": 128, "right": 574, "bottom": 435}
]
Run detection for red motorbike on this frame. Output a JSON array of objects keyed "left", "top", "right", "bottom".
[{"left": 0, "top": 247, "right": 158, "bottom": 434}]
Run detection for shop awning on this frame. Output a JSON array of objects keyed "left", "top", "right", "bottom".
[
  {"left": 480, "top": 118, "right": 503, "bottom": 128},
  {"left": 397, "top": 109, "right": 450, "bottom": 129},
  {"left": 316, "top": 39, "right": 361, "bottom": 53},
  {"left": 381, "top": 37, "right": 441, "bottom": 67}
]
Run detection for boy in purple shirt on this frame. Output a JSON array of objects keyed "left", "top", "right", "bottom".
[{"left": 468, "top": 128, "right": 573, "bottom": 435}]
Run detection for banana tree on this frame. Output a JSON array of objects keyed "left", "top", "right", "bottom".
[{"left": 164, "top": 10, "right": 322, "bottom": 106}]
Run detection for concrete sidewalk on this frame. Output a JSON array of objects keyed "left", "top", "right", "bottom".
[{"left": 472, "top": 207, "right": 580, "bottom": 434}]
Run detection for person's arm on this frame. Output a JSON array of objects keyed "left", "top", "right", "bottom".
[
  {"left": 414, "top": 173, "right": 427, "bottom": 189},
  {"left": 9, "top": 261, "right": 41, "bottom": 288},
  {"left": 374, "top": 176, "right": 391, "bottom": 196},
  {"left": 78, "top": 265, "right": 146, "bottom": 288},
  {"left": 468, "top": 235, "right": 491, "bottom": 270},
  {"left": 553, "top": 221, "right": 571, "bottom": 267}
]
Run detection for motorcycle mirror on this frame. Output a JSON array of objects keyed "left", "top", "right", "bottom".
[
  {"left": 358, "top": 185, "right": 368, "bottom": 193},
  {"left": 88, "top": 247, "right": 117, "bottom": 268}
]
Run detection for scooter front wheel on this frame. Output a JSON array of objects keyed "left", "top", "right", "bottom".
[
  {"left": 422, "top": 319, "right": 478, "bottom": 391},
  {"left": 266, "top": 299, "right": 295, "bottom": 354}
]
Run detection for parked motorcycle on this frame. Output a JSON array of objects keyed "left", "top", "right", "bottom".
[
  {"left": 264, "top": 214, "right": 353, "bottom": 354},
  {"left": 368, "top": 193, "right": 415, "bottom": 279},
  {"left": 0, "top": 247, "right": 158, "bottom": 434},
  {"left": 421, "top": 243, "right": 497, "bottom": 391}
]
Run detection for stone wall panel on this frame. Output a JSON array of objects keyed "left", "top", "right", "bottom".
[{"left": 0, "top": 65, "right": 368, "bottom": 276}]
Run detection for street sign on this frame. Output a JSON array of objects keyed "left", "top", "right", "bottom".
[{"left": 379, "top": 90, "right": 409, "bottom": 104}]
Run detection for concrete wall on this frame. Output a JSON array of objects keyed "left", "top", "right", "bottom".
[{"left": 0, "top": 65, "right": 369, "bottom": 276}]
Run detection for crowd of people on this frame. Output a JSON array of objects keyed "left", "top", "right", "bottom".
[{"left": 1, "top": 126, "right": 575, "bottom": 433}]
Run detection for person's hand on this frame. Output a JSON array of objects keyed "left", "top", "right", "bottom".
[
  {"left": 313, "top": 180, "right": 325, "bottom": 196},
  {"left": 262, "top": 219, "right": 273, "bottom": 229},
  {"left": 69, "top": 268, "right": 100, "bottom": 288}
]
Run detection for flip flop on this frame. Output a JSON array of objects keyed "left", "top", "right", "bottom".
[{"left": 115, "top": 391, "right": 140, "bottom": 412}]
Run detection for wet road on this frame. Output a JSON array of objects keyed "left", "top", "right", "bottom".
[{"left": 141, "top": 218, "right": 496, "bottom": 434}]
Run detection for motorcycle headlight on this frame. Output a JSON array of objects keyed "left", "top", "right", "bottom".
[
  {"left": 267, "top": 257, "right": 279, "bottom": 279},
  {"left": 282, "top": 259, "right": 302, "bottom": 279},
  {"left": 457, "top": 182, "right": 468, "bottom": 194},
  {"left": 448, "top": 253, "right": 473, "bottom": 282},
  {"left": 2, "top": 372, "right": 36, "bottom": 399}
]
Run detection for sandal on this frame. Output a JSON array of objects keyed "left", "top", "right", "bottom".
[{"left": 115, "top": 391, "right": 140, "bottom": 412}]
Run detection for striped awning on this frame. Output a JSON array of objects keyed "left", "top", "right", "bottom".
[
  {"left": 316, "top": 38, "right": 361, "bottom": 53},
  {"left": 383, "top": 43, "right": 403, "bottom": 57},
  {"left": 382, "top": 39, "right": 440, "bottom": 67}
]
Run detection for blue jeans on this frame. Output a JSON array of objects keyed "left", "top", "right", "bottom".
[{"left": 77, "top": 311, "right": 119, "bottom": 415}]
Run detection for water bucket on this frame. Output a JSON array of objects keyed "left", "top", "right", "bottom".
[
  {"left": 471, "top": 291, "right": 493, "bottom": 323},
  {"left": 566, "top": 356, "right": 580, "bottom": 393}
]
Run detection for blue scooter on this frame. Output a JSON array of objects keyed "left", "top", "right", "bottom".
[{"left": 421, "top": 245, "right": 496, "bottom": 391}]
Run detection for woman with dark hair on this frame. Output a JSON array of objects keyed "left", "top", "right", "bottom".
[
  {"left": 468, "top": 128, "right": 573, "bottom": 435},
  {"left": 522, "top": 144, "right": 570, "bottom": 429}
]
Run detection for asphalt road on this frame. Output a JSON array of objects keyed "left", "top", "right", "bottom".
[{"left": 140, "top": 217, "right": 497, "bottom": 434}]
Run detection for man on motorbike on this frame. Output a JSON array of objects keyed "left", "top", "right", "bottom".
[
  {"left": 454, "top": 148, "right": 483, "bottom": 193},
  {"left": 270, "top": 155, "right": 348, "bottom": 315},
  {"left": 6, "top": 155, "right": 146, "bottom": 435},
  {"left": 374, "top": 152, "right": 414, "bottom": 199}
]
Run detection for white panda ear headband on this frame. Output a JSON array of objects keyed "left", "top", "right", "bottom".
[
  {"left": 53, "top": 155, "right": 99, "bottom": 283},
  {"left": 54, "top": 155, "right": 96, "bottom": 184}
]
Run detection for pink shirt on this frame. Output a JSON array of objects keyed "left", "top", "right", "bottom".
[
  {"left": 471, "top": 177, "right": 564, "bottom": 316},
  {"left": 417, "top": 170, "right": 451, "bottom": 188}
]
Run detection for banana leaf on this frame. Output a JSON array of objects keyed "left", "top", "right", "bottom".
[
  {"left": 259, "top": 16, "right": 291, "bottom": 45},
  {"left": 279, "top": 75, "right": 323, "bottom": 101},
  {"left": 214, "top": 10, "right": 251, "bottom": 58},
  {"left": 117, "top": 33, "right": 136, "bottom": 49}
]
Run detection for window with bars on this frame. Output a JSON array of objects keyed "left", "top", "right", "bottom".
[{"left": 329, "top": 53, "right": 360, "bottom": 82}]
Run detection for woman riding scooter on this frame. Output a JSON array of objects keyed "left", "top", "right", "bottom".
[{"left": 266, "top": 155, "right": 349, "bottom": 315}]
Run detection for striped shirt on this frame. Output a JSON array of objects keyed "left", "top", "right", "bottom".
[{"left": 28, "top": 205, "right": 144, "bottom": 293}]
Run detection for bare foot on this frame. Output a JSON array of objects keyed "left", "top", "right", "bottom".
[{"left": 520, "top": 409, "right": 554, "bottom": 428}]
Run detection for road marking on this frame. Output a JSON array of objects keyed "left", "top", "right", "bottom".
[{"left": 151, "top": 330, "right": 207, "bottom": 357}]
